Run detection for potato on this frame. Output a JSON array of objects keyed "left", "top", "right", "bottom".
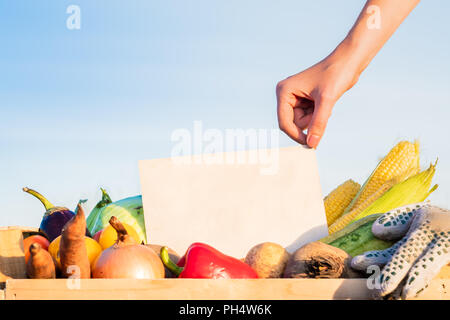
[{"left": 244, "top": 242, "right": 290, "bottom": 278}]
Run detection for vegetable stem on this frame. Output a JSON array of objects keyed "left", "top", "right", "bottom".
[
  {"left": 160, "top": 246, "right": 183, "bottom": 276},
  {"left": 97, "top": 188, "right": 113, "bottom": 208},
  {"left": 23, "top": 187, "right": 54, "bottom": 211},
  {"left": 109, "top": 216, "right": 129, "bottom": 242}
]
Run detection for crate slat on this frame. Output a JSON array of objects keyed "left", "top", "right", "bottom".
[
  {"left": 0, "top": 229, "right": 26, "bottom": 280},
  {"left": 4, "top": 278, "right": 450, "bottom": 300}
]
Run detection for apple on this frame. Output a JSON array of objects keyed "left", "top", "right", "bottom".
[
  {"left": 93, "top": 230, "right": 103, "bottom": 242},
  {"left": 23, "top": 235, "right": 50, "bottom": 263}
]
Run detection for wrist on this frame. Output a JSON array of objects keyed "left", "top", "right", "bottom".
[{"left": 326, "top": 36, "right": 369, "bottom": 79}]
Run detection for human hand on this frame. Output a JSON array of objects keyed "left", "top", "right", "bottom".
[
  {"left": 276, "top": 54, "right": 360, "bottom": 148},
  {"left": 276, "top": 0, "right": 420, "bottom": 148},
  {"left": 351, "top": 203, "right": 450, "bottom": 299}
]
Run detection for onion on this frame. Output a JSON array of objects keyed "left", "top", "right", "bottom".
[{"left": 92, "top": 216, "right": 165, "bottom": 279}]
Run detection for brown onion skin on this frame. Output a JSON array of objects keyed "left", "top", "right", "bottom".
[{"left": 92, "top": 245, "right": 165, "bottom": 279}]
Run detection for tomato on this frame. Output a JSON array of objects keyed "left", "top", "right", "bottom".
[{"left": 23, "top": 235, "right": 50, "bottom": 263}]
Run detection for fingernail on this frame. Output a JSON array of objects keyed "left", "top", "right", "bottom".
[{"left": 307, "top": 134, "right": 320, "bottom": 149}]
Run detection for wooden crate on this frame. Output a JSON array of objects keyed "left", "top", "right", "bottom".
[
  {"left": 0, "top": 228, "right": 27, "bottom": 281},
  {"left": 0, "top": 227, "right": 47, "bottom": 284},
  {"left": 0, "top": 226, "right": 43, "bottom": 238},
  {"left": 1, "top": 227, "right": 449, "bottom": 300},
  {"left": 3, "top": 278, "right": 450, "bottom": 300}
]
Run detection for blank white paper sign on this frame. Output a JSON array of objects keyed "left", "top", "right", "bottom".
[{"left": 139, "top": 146, "right": 328, "bottom": 258}]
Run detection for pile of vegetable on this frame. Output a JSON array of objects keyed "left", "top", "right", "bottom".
[
  {"left": 22, "top": 187, "right": 164, "bottom": 280},
  {"left": 86, "top": 189, "right": 146, "bottom": 244},
  {"left": 14, "top": 139, "right": 447, "bottom": 285},
  {"left": 322, "top": 140, "right": 437, "bottom": 253},
  {"left": 20, "top": 187, "right": 263, "bottom": 280}
]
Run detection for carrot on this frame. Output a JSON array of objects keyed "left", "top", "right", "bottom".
[
  {"left": 26, "top": 243, "right": 56, "bottom": 279},
  {"left": 59, "top": 204, "right": 90, "bottom": 278}
]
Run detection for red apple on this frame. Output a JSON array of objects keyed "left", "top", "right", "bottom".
[
  {"left": 23, "top": 235, "right": 50, "bottom": 263},
  {"left": 93, "top": 230, "right": 103, "bottom": 242}
]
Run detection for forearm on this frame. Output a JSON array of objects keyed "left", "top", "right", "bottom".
[{"left": 328, "top": 0, "right": 420, "bottom": 76}]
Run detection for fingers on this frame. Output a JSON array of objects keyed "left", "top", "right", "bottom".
[
  {"left": 293, "top": 107, "right": 313, "bottom": 131},
  {"left": 306, "top": 96, "right": 335, "bottom": 149},
  {"left": 402, "top": 235, "right": 450, "bottom": 299},
  {"left": 351, "top": 250, "right": 393, "bottom": 271},
  {"left": 276, "top": 78, "right": 335, "bottom": 148},
  {"left": 351, "top": 237, "right": 408, "bottom": 271},
  {"left": 372, "top": 203, "right": 428, "bottom": 241},
  {"left": 276, "top": 85, "right": 307, "bottom": 144},
  {"left": 374, "top": 226, "right": 433, "bottom": 297},
  {"left": 277, "top": 100, "right": 307, "bottom": 144}
]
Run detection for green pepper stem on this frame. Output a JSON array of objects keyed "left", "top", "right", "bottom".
[
  {"left": 160, "top": 246, "right": 183, "bottom": 276},
  {"left": 23, "top": 187, "right": 54, "bottom": 211}
]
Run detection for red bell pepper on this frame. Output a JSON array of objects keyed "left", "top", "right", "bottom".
[{"left": 160, "top": 242, "right": 258, "bottom": 279}]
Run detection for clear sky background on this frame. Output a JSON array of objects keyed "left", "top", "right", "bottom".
[{"left": 1, "top": 1, "right": 449, "bottom": 227}]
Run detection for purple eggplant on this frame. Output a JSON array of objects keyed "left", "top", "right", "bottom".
[{"left": 23, "top": 187, "right": 91, "bottom": 242}]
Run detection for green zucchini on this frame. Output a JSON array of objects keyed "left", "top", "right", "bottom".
[{"left": 320, "top": 214, "right": 394, "bottom": 257}]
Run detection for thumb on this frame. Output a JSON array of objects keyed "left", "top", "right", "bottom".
[{"left": 306, "top": 97, "right": 334, "bottom": 149}]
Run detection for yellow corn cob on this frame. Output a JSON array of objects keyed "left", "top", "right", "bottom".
[
  {"left": 323, "top": 179, "right": 360, "bottom": 226},
  {"left": 344, "top": 140, "right": 420, "bottom": 215},
  {"left": 351, "top": 161, "right": 438, "bottom": 222},
  {"left": 328, "top": 177, "right": 399, "bottom": 234}
]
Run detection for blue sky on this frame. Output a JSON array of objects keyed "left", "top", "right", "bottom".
[{"left": 1, "top": 1, "right": 449, "bottom": 227}]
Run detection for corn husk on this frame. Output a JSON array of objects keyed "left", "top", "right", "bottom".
[
  {"left": 351, "top": 161, "right": 438, "bottom": 222},
  {"left": 344, "top": 140, "right": 420, "bottom": 215},
  {"left": 328, "top": 178, "right": 399, "bottom": 234}
]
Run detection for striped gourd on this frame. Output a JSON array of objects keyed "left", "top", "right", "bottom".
[
  {"left": 323, "top": 179, "right": 360, "bottom": 226},
  {"left": 344, "top": 140, "right": 420, "bottom": 215},
  {"left": 86, "top": 188, "right": 112, "bottom": 233},
  {"left": 87, "top": 191, "right": 147, "bottom": 244}
]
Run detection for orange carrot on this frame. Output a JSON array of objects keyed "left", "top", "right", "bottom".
[{"left": 59, "top": 204, "right": 90, "bottom": 278}]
